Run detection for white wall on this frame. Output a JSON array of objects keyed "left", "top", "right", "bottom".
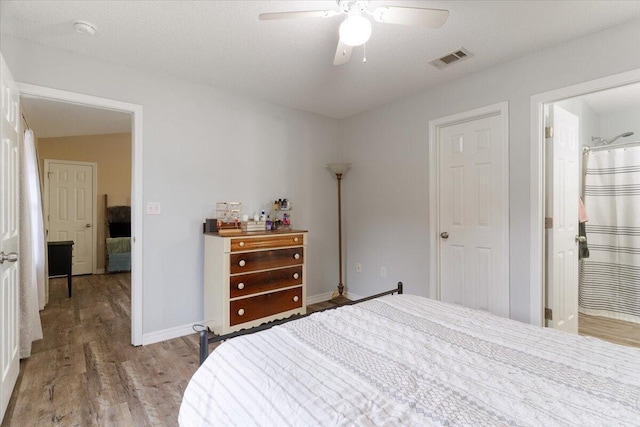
[
  {"left": 1, "top": 35, "right": 341, "bottom": 337},
  {"left": 339, "top": 19, "right": 640, "bottom": 323},
  {"left": 600, "top": 106, "right": 640, "bottom": 144}
]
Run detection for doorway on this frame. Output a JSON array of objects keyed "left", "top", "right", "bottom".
[
  {"left": 429, "top": 102, "right": 510, "bottom": 318},
  {"left": 531, "top": 69, "right": 640, "bottom": 346},
  {"left": 17, "top": 83, "right": 144, "bottom": 346}
]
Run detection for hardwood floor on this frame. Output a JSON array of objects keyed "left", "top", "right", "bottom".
[
  {"left": 1, "top": 274, "right": 200, "bottom": 427},
  {"left": 579, "top": 313, "right": 640, "bottom": 348},
  {"left": 306, "top": 295, "right": 351, "bottom": 313}
]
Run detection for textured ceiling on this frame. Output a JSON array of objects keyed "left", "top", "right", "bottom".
[
  {"left": 2, "top": 1, "right": 640, "bottom": 119},
  {"left": 21, "top": 96, "right": 131, "bottom": 138},
  {"left": 580, "top": 82, "right": 640, "bottom": 116}
]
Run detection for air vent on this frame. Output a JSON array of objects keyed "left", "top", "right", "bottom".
[{"left": 429, "top": 47, "right": 473, "bottom": 69}]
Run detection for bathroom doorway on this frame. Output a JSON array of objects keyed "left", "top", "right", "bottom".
[{"left": 544, "top": 82, "right": 640, "bottom": 346}]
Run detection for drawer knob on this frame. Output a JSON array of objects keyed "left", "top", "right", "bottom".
[
  {"left": 293, "top": 296, "right": 299, "bottom": 302},
  {"left": 294, "top": 253, "right": 300, "bottom": 260},
  {"left": 238, "top": 260, "right": 246, "bottom": 267},
  {"left": 237, "top": 308, "right": 245, "bottom": 316},
  {"left": 293, "top": 273, "right": 299, "bottom": 280},
  {"left": 293, "top": 237, "right": 299, "bottom": 242},
  {"left": 237, "top": 283, "right": 245, "bottom": 290},
  {"left": 239, "top": 241, "right": 245, "bottom": 247}
]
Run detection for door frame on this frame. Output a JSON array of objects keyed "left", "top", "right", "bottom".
[
  {"left": 17, "top": 83, "right": 144, "bottom": 346},
  {"left": 428, "top": 101, "right": 510, "bottom": 301},
  {"left": 530, "top": 68, "right": 640, "bottom": 327},
  {"left": 43, "top": 159, "right": 98, "bottom": 275}
]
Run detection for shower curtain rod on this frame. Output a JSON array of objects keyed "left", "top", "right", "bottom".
[{"left": 583, "top": 140, "right": 640, "bottom": 153}]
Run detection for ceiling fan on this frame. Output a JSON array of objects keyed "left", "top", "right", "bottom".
[{"left": 259, "top": 0, "right": 449, "bottom": 65}]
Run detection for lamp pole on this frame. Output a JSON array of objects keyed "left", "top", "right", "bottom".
[
  {"left": 327, "top": 163, "right": 351, "bottom": 298},
  {"left": 336, "top": 172, "right": 344, "bottom": 296}
]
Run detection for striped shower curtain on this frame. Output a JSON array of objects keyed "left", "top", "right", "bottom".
[{"left": 580, "top": 145, "right": 640, "bottom": 324}]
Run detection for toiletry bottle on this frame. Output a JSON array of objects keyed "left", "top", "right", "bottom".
[{"left": 266, "top": 216, "right": 272, "bottom": 231}]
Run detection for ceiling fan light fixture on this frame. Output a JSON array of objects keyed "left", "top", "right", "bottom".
[{"left": 339, "top": 14, "right": 371, "bottom": 46}]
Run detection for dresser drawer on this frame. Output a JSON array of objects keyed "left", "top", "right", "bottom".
[
  {"left": 230, "top": 287, "right": 303, "bottom": 326},
  {"left": 230, "top": 234, "right": 304, "bottom": 252},
  {"left": 230, "top": 247, "right": 303, "bottom": 274},
  {"left": 230, "top": 266, "right": 302, "bottom": 298}
]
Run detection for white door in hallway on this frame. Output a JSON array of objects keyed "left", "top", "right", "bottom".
[
  {"left": 438, "top": 110, "right": 509, "bottom": 317},
  {"left": 545, "top": 105, "right": 579, "bottom": 334},
  {"left": 0, "top": 53, "right": 21, "bottom": 422},
  {"left": 46, "top": 160, "right": 95, "bottom": 275}
]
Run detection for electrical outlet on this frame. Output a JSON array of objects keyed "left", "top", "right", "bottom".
[
  {"left": 146, "top": 202, "right": 161, "bottom": 215},
  {"left": 356, "top": 263, "right": 362, "bottom": 273},
  {"left": 380, "top": 267, "right": 387, "bottom": 278}
]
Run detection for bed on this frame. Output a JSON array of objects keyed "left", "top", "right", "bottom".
[
  {"left": 180, "top": 288, "right": 640, "bottom": 426},
  {"left": 105, "top": 194, "right": 131, "bottom": 273}
]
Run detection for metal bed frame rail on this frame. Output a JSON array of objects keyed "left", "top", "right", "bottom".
[{"left": 199, "top": 281, "right": 404, "bottom": 365}]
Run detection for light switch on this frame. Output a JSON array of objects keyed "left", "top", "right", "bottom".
[{"left": 146, "top": 202, "right": 161, "bottom": 215}]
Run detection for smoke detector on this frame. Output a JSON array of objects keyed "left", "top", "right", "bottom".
[
  {"left": 74, "top": 20, "right": 97, "bottom": 36},
  {"left": 429, "top": 47, "right": 472, "bottom": 69}
]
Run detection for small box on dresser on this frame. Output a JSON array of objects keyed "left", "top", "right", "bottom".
[{"left": 203, "top": 230, "right": 307, "bottom": 334}]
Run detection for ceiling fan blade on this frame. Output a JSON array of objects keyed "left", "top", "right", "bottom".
[
  {"left": 373, "top": 7, "right": 449, "bottom": 28},
  {"left": 259, "top": 10, "right": 339, "bottom": 21},
  {"left": 333, "top": 39, "right": 353, "bottom": 66}
]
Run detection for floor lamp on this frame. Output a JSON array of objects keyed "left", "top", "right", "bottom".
[{"left": 327, "top": 162, "right": 351, "bottom": 298}]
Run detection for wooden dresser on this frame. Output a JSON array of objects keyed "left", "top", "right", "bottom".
[{"left": 203, "top": 230, "right": 307, "bottom": 334}]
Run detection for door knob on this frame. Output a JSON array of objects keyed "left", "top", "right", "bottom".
[
  {"left": 86, "top": 224, "right": 91, "bottom": 228},
  {"left": 0, "top": 252, "right": 18, "bottom": 264},
  {"left": 440, "top": 232, "right": 449, "bottom": 239},
  {"left": 575, "top": 235, "right": 586, "bottom": 243}
]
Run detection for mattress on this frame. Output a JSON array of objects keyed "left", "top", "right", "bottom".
[{"left": 179, "top": 294, "right": 640, "bottom": 426}]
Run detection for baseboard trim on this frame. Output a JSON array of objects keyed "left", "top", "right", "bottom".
[
  {"left": 142, "top": 322, "right": 197, "bottom": 346},
  {"left": 96, "top": 268, "right": 105, "bottom": 274},
  {"left": 306, "top": 292, "right": 334, "bottom": 305},
  {"left": 307, "top": 291, "right": 364, "bottom": 305},
  {"left": 345, "top": 292, "right": 363, "bottom": 301}
]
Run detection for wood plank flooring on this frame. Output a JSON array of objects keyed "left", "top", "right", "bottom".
[{"left": 579, "top": 313, "right": 640, "bottom": 348}]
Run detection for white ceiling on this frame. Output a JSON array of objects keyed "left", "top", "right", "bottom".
[
  {"left": 580, "top": 82, "right": 640, "bottom": 116},
  {"left": 21, "top": 96, "right": 131, "bottom": 138}
]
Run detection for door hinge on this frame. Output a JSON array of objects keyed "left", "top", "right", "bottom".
[
  {"left": 545, "top": 308, "right": 553, "bottom": 320},
  {"left": 545, "top": 126, "right": 554, "bottom": 139},
  {"left": 545, "top": 217, "right": 553, "bottom": 229}
]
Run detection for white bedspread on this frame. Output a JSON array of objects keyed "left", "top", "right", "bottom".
[{"left": 179, "top": 295, "right": 640, "bottom": 426}]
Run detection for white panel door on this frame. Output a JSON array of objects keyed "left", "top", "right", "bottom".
[
  {"left": 0, "top": 53, "right": 20, "bottom": 422},
  {"left": 439, "top": 113, "right": 509, "bottom": 317},
  {"left": 47, "top": 161, "right": 95, "bottom": 275},
  {"left": 545, "top": 105, "right": 579, "bottom": 334}
]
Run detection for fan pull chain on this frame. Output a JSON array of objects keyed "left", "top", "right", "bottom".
[{"left": 363, "top": 43, "right": 367, "bottom": 63}]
